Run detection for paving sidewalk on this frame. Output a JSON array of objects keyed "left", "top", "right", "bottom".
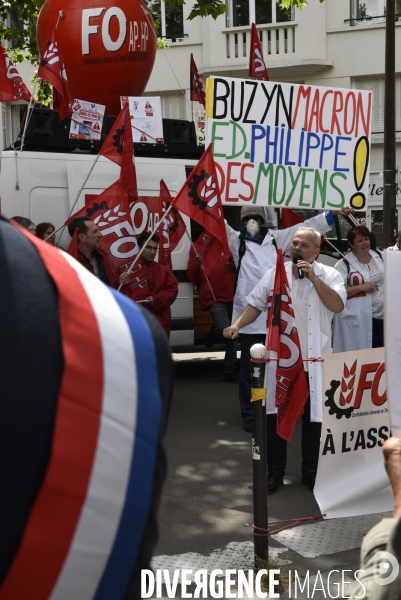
[{"left": 146, "top": 352, "right": 390, "bottom": 599}]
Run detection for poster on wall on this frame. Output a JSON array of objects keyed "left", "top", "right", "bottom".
[
  {"left": 121, "top": 96, "right": 163, "bottom": 144},
  {"left": 314, "top": 348, "right": 392, "bottom": 519},
  {"left": 205, "top": 76, "right": 372, "bottom": 209},
  {"left": 69, "top": 99, "right": 105, "bottom": 140},
  {"left": 193, "top": 110, "right": 206, "bottom": 147}
]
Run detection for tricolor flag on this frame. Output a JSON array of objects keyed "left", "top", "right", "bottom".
[
  {"left": 171, "top": 144, "right": 229, "bottom": 276},
  {"left": 190, "top": 54, "right": 206, "bottom": 107},
  {"left": 0, "top": 223, "right": 168, "bottom": 600},
  {"left": 100, "top": 105, "right": 138, "bottom": 198},
  {"left": 267, "top": 248, "right": 309, "bottom": 441},
  {"left": 0, "top": 44, "right": 33, "bottom": 103},
  {"left": 38, "top": 23, "right": 72, "bottom": 120},
  {"left": 249, "top": 23, "right": 269, "bottom": 81}
]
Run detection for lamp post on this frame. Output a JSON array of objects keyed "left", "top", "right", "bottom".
[{"left": 383, "top": 0, "right": 397, "bottom": 248}]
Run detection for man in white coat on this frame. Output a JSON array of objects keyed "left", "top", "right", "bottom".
[
  {"left": 226, "top": 206, "right": 352, "bottom": 433},
  {"left": 224, "top": 227, "right": 347, "bottom": 494}
]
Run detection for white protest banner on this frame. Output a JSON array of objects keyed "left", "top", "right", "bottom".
[
  {"left": 121, "top": 96, "right": 163, "bottom": 144},
  {"left": 193, "top": 110, "right": 206, "bottom": 147},
  {"left": 314, "top": 348, "right": 392, "bottom": 519},
  {"left": 385, "top": 249, "right": 401, "bottom": 437},
  {"left": 69, "top": 99, "right": 105, "bottom": 140},
  {"left": 206, "top": 77, "right": 372, "bottom": 210}
]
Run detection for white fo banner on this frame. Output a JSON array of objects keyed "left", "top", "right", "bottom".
[{"left": 314, "top": 347, "right": 393, "bottom": 519}]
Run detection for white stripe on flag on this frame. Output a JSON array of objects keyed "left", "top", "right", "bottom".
[{"left": 50, "top": 254, "right": 138, "bottom": 600}]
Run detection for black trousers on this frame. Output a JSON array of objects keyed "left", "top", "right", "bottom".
[
  {"left": 266, "top": 377, "right": 321, "bottom": 477},
  {"left": 372, "top": 317, "right": 384, "bottom": 348}
]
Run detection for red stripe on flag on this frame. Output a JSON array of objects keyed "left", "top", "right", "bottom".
[
  {"left": 266, "top": 248, "right": 308, "bottom": 442},
  {"left": 0, "top": 232, "right": 104, "bottom": 600}
]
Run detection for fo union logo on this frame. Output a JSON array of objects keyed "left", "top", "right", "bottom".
[{"left": 325, "top": 359, "right": 387, "bottom": 419}]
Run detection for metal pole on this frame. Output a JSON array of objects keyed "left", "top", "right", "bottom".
[
  {"left": 250, "top": 353, "right": 268, "bottom": 567},
  {"left": 383, "top": 0, "right": 397, "bottom": 248},
  {"left": 117, "top": 202, "right": 175, "bottom": 291},
  {"left": 185, "top": 230, "right": 216, "bottom": 301}
]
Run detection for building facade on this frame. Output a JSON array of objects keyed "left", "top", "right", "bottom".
[
  {"left": 2, "top": 0, "right": 401, "bottom": 238},
  {"left": 144, "top": 0, "right": 401, "bottom": 240}
]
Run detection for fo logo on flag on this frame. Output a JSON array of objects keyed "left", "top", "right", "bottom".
[{"left": 188, "top": 170, "right": 219, "bottom": 210}]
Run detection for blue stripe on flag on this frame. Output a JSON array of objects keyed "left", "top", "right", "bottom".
[{"left": 93, "top": 291, "right": 163, "bottom": 600}]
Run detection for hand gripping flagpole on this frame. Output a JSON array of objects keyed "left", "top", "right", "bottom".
[
  {"left": 250, "top": 344, "right": 269, "bottom": 567},
  {"left": 185, "top": 230, "right": 216, "bottom": 302},
  {"left": 117, "top": 202, "right": 175, "bottom": 291}
]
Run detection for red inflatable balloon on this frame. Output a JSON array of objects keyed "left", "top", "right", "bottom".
[{"left": 37, "top": 0, "right": 157, "bottom": 115}]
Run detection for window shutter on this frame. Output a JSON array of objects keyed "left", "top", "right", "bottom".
[
  {"left": 355, "top": 77, "right": 385, "bottom": 133},
  {"left": 155, "top": 92, "right": 186, "bottom": 119}
]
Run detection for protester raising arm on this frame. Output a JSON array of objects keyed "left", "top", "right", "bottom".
[{"left": 273, "top": 207, "right": 355, "bottom": 256}]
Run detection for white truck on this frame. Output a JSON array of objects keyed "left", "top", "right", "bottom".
[
  {"left": 1, "top": 145, "right": 396, "bottom": 348},
  {"left": 0, "top": 149, "right": 201, "bottom": 347}
]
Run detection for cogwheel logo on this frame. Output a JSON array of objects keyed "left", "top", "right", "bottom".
[
  {"left": 86, "top": 201, "right": 109, "bottom": 218},
  {"left": 324, "top": 360, "right": 357, "bottom": 419},
  {"left": 188, "top": 170, "right": 219, "bottom": 210},
  {"left": 112, "top": 124, "right": 125, "bottom": 154}
]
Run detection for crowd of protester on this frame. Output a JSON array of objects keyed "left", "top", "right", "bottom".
[
  {"left": 4, "top": 212, "right": 401, "bottom": 600},
  {"left": 9, "top": 212, "right": 387, "bottom": 489}
]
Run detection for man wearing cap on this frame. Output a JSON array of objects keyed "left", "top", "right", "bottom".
[{"left": 226, "top": 206, "right": 352, "bottom": 433}]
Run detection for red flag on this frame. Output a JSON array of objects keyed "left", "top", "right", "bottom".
[
  {"left": 52, "top": 86, "right": 62, "bottom": 115},
  {"left": 158, "top": 180, "right": 186, "bottom": 267},
  {"left": 280, "top": 209, "right": 324, "bottom": 246},
  {"left": 66, "top": 227, "right": 79, "bottom": 259},
  {"left": 38, "top": 23, "right": 72, "bottom": 120},
  {"left": 266, "top": 248, "right": 308, "bottom": 441},
  {"left": 0, "top": 44, "right": 33, "bottom": 103},
  {"left": 249, "top": 23, "right": 269, "bottom": 81},
  {"left": 66, "top": 180, "right": 142, "bottom": 286},
  {"left": 280, "top": 208, "right": 304, "bottom": 229},
  {"left": 171, "top": 144, "right": 229, "bottom": 275},
  {"left": 193, "top": 232, "right": 225, "bottom": 277},
  {"left": 190, "top": 54, "right": 206, "bottom": 107},
  {"left": 100, "top": 105, "right": 138, "bottom": 198}
]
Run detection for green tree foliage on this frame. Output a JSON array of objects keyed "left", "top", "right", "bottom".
[{"left": 281, "top": 0, "right": 324, "bottom": 7}]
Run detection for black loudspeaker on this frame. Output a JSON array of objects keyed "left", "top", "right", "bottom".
[
  {"left": 24, "top": 108, "right": 70, "bottom": 139},
  {"left": 24, "top": 108, "right": 116, "bottom": 140},
  {"left": 162, "top": 119, "right": 196, "bottom": 147},
  {"left": 21, "top": 108, "right": 117, "bottom": 153},
  {"left": 102, "top": 115, "right": 116, "bottom": 137},
  {"left": 18, "top": 109, "right": 203, "bottom": 159}
]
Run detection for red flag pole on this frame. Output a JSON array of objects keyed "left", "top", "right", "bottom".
[
  {"left": 50, "top": 154, "right": 102, "bottom": 245},
  {"left": 117, "top": 202, "right": 176, "bottom": 291},
  {"left": 20, "top": 77, "right": 38, "bottom": 152},
  {"left": 184, "top": 229, "right": 216, "bottom": 302}
]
